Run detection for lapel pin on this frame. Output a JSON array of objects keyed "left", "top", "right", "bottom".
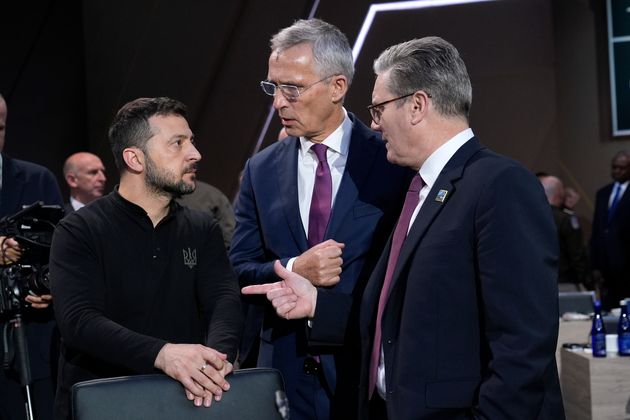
[{"left": 435, "top": 189, "right": 449, "bottom": 203}]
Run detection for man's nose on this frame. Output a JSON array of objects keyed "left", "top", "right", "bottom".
[
  {"left": 272, "top": 90, "right": 288, "bottom": 110},
  {"left": 188, "top": 143, "right": 202, "bottom": 162},
  {"left": 370, "top": 120, "right": 381, "bottom": 131}
]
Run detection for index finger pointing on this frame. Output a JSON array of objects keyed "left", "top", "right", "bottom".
[{"left": 241, "top": 282, "right": 284, "bottom": 295}]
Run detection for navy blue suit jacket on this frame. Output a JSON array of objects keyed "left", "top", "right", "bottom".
[
  {"left": 0, "top": 154, "right": 63, "bottom": 218},
  {"left": 230, "top": 114, "right": 410, "bottom": 415},
  {"left": 358, "top": 139, "right": 564, "bottom": 419},
  {"left": 590, "top": 181, "right": 630, "bottom": 306}
]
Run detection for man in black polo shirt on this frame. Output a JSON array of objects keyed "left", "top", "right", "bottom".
[{"left": 49, "top": 97, "right": 242, "bottom": 419}]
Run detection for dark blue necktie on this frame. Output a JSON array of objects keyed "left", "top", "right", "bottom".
[{"left": 608, "top": 183, "right": 622, "bottom": 222}]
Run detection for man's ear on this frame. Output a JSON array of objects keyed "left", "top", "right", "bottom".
[
  {"left": 65, "top": 173, "right": 78, "bottom": 188},
  {"left": 122, "top": 147, "right": 144, "bottom": 173},
  {"left": 410, "top": 91, "right": 431, "bottom": 125},
  {"left": 330, "top": 75, "right": 348, "bottom": 103}
]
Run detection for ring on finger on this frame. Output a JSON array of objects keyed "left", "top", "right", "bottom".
[{"left": 200, "top": 363, "right": 208, "bottom": 372}]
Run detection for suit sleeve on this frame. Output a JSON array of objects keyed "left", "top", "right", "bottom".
[
  {"left": 50, "top": 217, "right": 167, "bottom": 373},
  {"left": 307, "top": 290, "right": 355, "bottom": 345},
  {"left": 229, "top": 160, "right": 288, "bottom": 287},
  {"left": 472, "top": 166, "right": 560, "bottom": 419},
  {"left": 40, "top": 167, "right": 64, "bottom": 207}
]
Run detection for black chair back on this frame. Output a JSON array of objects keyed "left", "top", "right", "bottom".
[{"left": 72, "top": 368, "right": 286, "bottom": 420}]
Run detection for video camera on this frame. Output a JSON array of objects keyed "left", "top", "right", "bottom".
[{"left": 0, "top": 202, "right": 63, "bottom": 314}]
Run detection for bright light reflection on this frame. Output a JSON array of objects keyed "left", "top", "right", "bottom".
[{"left": 352, "top": 0, "right": 499, "bottom": 62}]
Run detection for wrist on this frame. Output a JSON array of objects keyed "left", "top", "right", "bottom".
[
  {"left": 309, "top": 288, "right": 317, "bottom": 318},
  {"left": 154, "top": 343, "right": 170, "bottom": 370}
]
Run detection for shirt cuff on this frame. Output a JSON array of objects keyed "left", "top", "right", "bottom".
[{"left": 286, "top": 257, "right": 297, "bottom": 272}]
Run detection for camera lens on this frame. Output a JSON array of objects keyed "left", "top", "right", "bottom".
[{"left": 26, "top": 265, "right": 51, "bottom": 296}]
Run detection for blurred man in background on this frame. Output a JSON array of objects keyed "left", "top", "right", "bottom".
[
  {"left": 590, "top": 150, "right": 630, "bottom": 309},
  {"left": 539, "top": 174, "right": 590, "bottom": 290},
  {"left": 62, "top": 152, "right": 107, "bottom": 213},
  {"left": 0, "top": 93, "right": 63, "bottom": 420}
]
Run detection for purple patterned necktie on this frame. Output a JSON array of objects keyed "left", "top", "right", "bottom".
[
  {"left": 308, "top": 144, "right": 332, "bottom": 247},
  {"left": 369, "top": 173, "right": 424, "bottom": 398}
]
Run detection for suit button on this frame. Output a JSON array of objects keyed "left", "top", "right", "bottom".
[
  {"left": 387, "top": 339, "right": 392, "bottom": 344},
  {"left": 303, "top": 357, "right": 320, "bottom": 374}
]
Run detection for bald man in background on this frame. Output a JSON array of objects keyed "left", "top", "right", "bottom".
[
  {"left": 62, "top": 152, "right": 107, "bottom": 213},
  {"left": 539, "top": 174, "right": 590, "bottom": 290}
]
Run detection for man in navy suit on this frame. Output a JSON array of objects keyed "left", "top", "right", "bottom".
[
  {"left": 232, "top": 19, "right": 409, "bottom": 420},
  {"left": 0, "top": 93, "right": 64, "bottom": 420},
  {"left": 247, "top": 37, "right": 564, "bottom": 419},
  {"left": 590, "top": 150, "right": 630, "bottom": 309}
]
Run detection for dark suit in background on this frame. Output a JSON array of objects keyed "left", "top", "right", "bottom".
[
  {"left": 0, "top": 153, "right": 63, "bottom": 420},
  {"left": 590, "top": 152, "right": 630, "bottom": 309},
  {"left": 0, "top": 154, "right": 63, "bottom": 216},
  {"left": 176, "top": 180, "right": 235, "bottom": 249},
  {"left": 231, "top": 114, "right": 408, "bottom": 418}
]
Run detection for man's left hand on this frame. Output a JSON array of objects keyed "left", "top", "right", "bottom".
[
  {"left": 25, "top": 294, "right": 53, "bottom": 309},
  {"left": 1, "top": 236, "right": 22, "bottom": 265}
]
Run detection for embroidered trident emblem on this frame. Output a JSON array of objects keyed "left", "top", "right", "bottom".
[{"left": 183, "top": 248, "right": 197, "bottom": 269}]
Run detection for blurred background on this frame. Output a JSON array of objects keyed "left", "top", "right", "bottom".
[{"left": 0, "top": 0, "right": 628, "bottom": 231}]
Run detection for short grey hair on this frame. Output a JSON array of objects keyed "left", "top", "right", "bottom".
[
  {"left": 270, "top": 18, "right": 354, "bottom": 85},
  {"left": 373, "top": 37, "right": 472, "bottom": 120}
]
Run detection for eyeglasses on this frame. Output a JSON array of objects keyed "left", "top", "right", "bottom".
[
  {"left": 260, "top": 75, "right": 334, "bottom": 102},
  {"left": 367, "top": 92, "right": 431, "bottom": 125}
]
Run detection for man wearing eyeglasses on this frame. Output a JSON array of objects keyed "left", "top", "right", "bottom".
[
  {"left": 245, "top": 37, "right": 564, "bottom": 419},
  {"left": 231, "top": 19, "right": 410, "bottom": 420}
]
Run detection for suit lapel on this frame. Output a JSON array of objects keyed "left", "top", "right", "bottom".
[
  {"left": 325, "top": 114, "right": 379, "bottom": 238},
  {"left": 611, "top": 183, "right": 630, "bottom": 223},
  {"left": 274, "top": 138, "right": 308, "bottom": 251},
  {"left": 387, "top": 138, "right": 484, "bottom": 298}
]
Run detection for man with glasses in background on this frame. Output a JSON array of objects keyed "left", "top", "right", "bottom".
[{"left": 231, "top": 19, "right": 410, "bottom": 420}]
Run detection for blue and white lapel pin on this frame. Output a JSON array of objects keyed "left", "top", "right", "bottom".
[{"left": 435, "top": 189, "right": 449, "bottom": 203}]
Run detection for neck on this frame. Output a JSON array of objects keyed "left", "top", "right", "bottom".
[
  {"left": 412, "top": 117, "right": 469, "bottom": 171},
  {"left": 118, "top": 175, "right": 171, "bottom": 227},
  {"left": 309, "top": 107, "right": 345, "bottom": 143}
]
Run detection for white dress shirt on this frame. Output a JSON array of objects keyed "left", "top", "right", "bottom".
[
  {"left": 286, "top": 109, "right": 352, "bottom": 270},
  {"left": 376, "top": 128, "right": 474, "bottom": 399},
  {"left": 70, "top": 196, "right": 86, "bottom": 211}
]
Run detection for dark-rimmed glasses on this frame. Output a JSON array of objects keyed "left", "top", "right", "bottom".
[
  {"left": 260, "top": 75, "right": 334, "bottom": 102},
  {"left": 367, "top": 92, "right": 431, "bottom": 125}
]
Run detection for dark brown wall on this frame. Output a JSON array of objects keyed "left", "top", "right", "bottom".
[{"left": 0, "top": 0, "right": 86, "bottom": 195}]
